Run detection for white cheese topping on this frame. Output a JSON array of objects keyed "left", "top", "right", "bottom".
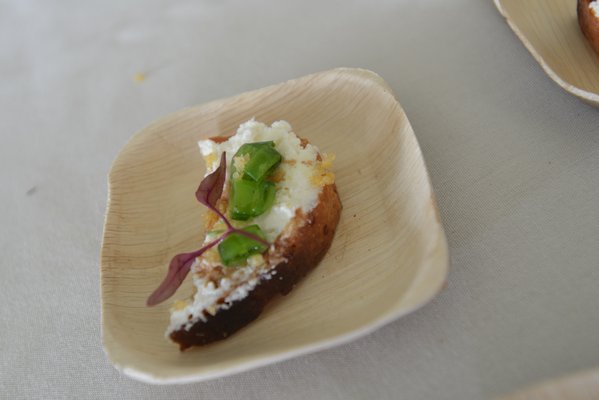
[
  {"left": 167, "top": 119, "right": 322, "bottom": 335},
  {"left": 591, "top": 1, "right": 599, "bottom": 18},
  {"left": 199, "top": 119, "right": 320, "bottom": 241}
]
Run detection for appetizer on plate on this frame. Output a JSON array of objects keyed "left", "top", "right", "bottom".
[
  {"left": 578, "top": 0, "right": 599, "bottom": 56},
  {"left": 147, "top": 119, "right": 341, "bottom": 350}
]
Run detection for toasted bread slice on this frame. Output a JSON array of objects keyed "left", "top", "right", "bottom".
[
  {"left": 167, "top": 120, "right": 341, "bottom": 350},
  {"left": 578, "top": 0, "right": 599, "bottom": 56}
]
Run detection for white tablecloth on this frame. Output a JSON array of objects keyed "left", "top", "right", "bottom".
[{"left": 2, "top": 1, "right": 599, "bottom": 399}]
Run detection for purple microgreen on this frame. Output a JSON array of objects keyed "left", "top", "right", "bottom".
[
  {"left": 194, "top": 152, "right": 233, "bottom": 230},
  {"left": 147, "top": 150, "right": 271, "bottom": 306},
  {"left": 146, "top": 237, "right": 222, "bottom": 306},
  {"left": 195, "top": 152, "right": 227, "bottom": 208}
]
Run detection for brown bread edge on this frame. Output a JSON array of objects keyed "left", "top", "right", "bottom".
[
  {"left": 578, "top": 0, "right": 599, "bottom": 56},
  {"left": 170, "top": 183, "right": 342, "bottom": 350}
]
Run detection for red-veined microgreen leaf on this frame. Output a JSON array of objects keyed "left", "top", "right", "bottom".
[
  {"left": 147, "top": 149, "right": 270, "bottom": 306},
  {"left": 146, "top": 237, "right": 222, "bottom": 306},
  {"left": 195, "top": 152, "right": 227, "bottom": 209}
]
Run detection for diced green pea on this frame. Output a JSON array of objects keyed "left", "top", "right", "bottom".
[
  {"left": 229, "top": 179, "right": 276, "bottom": 221},
  {"left": 218, "top": 225, "right": 268, "bottom": 266},
  {"left": 231, "top": 141, "right": 282, "bottom": 182}
]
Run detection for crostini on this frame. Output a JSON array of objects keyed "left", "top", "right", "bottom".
[
  {"left": 578, "top": 0, "right": 599, "bottom": 56},
  {"left": 147, "top": 119, "right": 342, "bottom": 350}
]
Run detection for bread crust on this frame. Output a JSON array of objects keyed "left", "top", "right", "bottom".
[
  {"left": 170, "top": 140, "right": 342, "bottom": 350},
  {"left": 578, "top": 0, "right": 599, "bottom": 56}
]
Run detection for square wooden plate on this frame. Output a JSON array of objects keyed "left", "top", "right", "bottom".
[
  {"left": 495, "top": 0, "right": 599, "bottom": 107},
  {"left": 101, "top": 68, "right": 449, "bottom": 384}
]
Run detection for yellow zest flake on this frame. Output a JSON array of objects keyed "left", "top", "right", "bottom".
[
  {"left": 172, "top": 300, "right": 188, "bottom": 311},
  {"left": 233, "top": 153, "right": 251, "bottom": 173},
  {"left": 247, "top": 254, "right": 266, "bottom": 269},
  {"left": 311, "top": 171, "right": 335, "bottom": 186},
  {"left": 311, "top": 152, "right": 336, "bottom": 187},
  {"left": 321, "top": 153, "right": 335, "bottom": 169},
  {"left": 219, "top": 198, "right": 228, "bottom": 211},
  {"left": 203, "top": 152, "right": 217, "bottom": 168},
  {"left": 204, "top": 198, "right": 228, "bottom": 229},
  {"left": 205, "top": 305, "right": 218, "bottom": 316},
  {"left": 133, "top": 72, "right": 146, "bottom": 83},
  {"left": 204, "top": 209, "right": 219, "bottom": 229}
]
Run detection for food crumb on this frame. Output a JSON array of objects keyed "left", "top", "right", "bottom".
[
  {"left": 172, "top": 300, "right": 187, "bottom": 311},
  {"left": 133, "top": 72, "right": 146, "bottom": 83}
]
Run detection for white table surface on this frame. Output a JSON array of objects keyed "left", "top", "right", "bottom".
[{"left": 2, "top": 0, "right": 599, "bottom": 399}]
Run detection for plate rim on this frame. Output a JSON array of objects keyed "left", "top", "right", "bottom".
[
  {"left": 101, "top": 67, "right": 449, "bottom": 384},
  {"left": 494, "top": 0, "right": 599, "bottom": 107}
]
